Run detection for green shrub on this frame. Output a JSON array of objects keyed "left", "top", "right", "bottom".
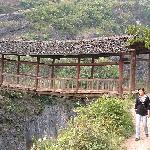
[
  {"left": 82, "top": 96, "right": 134, "bottom": 138},
  {"left": 33, "top": 96, "right": 134, "bottom": 150}
]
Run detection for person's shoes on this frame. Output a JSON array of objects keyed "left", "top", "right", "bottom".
[
  {"left": 146, "top": 134, "right": 149, "bottom": 137},
  {"left": 135, "top": 138, "right": 140, "bottom": 141}
]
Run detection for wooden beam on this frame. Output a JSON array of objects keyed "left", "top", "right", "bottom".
[
  {"left": 17, "top": 55, "right": 20, "bottom": 84},
  {"left": 1, "top": 58, "right": 119, "bottom": 66},
  {"left": 118, "top": 53, "right": 124, "bottom": 95},
  {"left": 129, "top": 50, "right": 136, "bottom": 93},
  {"left": 0, "top": 54, "right": 4, "bottom": 85},
  {"left": 23, "top": 53, "right": 122, "bottom": 58},
  {"left": 35, "top": 57, "right": 40, "bottom": 90}
]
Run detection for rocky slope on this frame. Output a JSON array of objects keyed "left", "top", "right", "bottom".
[{"left": 0, "top": 90, "right": 80, "bottom": 150}]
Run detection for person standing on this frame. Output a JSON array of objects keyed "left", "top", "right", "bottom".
[{"left": 135, "top": 88, "right": 150, "bottom": 141}]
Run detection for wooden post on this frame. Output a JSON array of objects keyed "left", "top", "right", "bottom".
[
  {"left": 17, "top": 55, "right": 20, "bottom": 84},
  {"left": 91, "top": 57, "right": 94, "bottom": 78},
  {"left": 90, "top": 57, "right": 95, "bottom": 89},
  {"left": 129, "top": 50, "right": 136, "bottom": 93},
  {"left": 148, "top": 53, "right": 150, "bottom": 92},
  {"left": 118, "top": 53, "right": 124, "bottom": 95},
  {"left": 0, "top": 54, "right": 4, "bottom": 85},
  {"left": 76, "top": 57, "right": 81, "bottom": 92},
  {"left": 35, "top": 57, "right": 40, "bottom": 90},
  {"left": 51, "top": 58, "right": 55, "bottom": 89}
]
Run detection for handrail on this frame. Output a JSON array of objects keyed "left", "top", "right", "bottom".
[{"left": 1, "top": 73, "right": 128, "bottom": 93}]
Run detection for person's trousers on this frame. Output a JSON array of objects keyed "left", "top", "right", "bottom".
[{"left": 136, "top": 114, "right": 148, "bottom": 138}]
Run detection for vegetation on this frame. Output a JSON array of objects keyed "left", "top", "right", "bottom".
[
  {"left": 127, "top": 25, "right": 150, "bottom": 49},
  {"left": 33, "top": 96, "right": 134, "bottom": 150},
  {"left": 0, "top": 89, "right": 53, "bottom": 116},
  {"left": 55, "top": 58, "right": 119, "bottom": 79},
  {"left": 18, "top": 0, "right": 150, "bottom": 40},
  {"left": 1, "top": 0, "right": 150, "bottom": 40}
]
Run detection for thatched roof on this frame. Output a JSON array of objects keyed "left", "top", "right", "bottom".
[{"left": 0, "top": 35, "right": 133, "bottom": 56}]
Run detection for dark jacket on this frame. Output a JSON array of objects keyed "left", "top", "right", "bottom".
[{"left": 135, "top": 95, "right": 150, "bottom": 116}]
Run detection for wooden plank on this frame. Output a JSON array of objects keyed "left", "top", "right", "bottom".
[{"left": 129, "top": 50, "right": 136, "bottom": 93}]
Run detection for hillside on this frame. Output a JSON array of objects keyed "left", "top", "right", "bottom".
[
  {"left": 0, "top": 0, "right": 149, "bottom": 40},
  {"left": 0, "top": 11, "right": 30, "bottom": 39},
  {"left": 0, "top": 0, "right": 19, "bottom": 5},
  {"left": 0, "top": 0, "right": 30, "bottom": 39}
]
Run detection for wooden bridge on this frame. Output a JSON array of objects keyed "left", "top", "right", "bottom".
[
  {"left": 0, "top": 56, "right": 129, "bottom": 97},
  {"left": 0, "top": 55, "right": 129, "bottom": 96},
  {"left": 0, "top": 35, "right": 149, "bottom": 97}
]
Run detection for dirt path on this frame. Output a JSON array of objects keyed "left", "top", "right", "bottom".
[{"left": 122, "top": 108, "right": 150, "bottom": 150}]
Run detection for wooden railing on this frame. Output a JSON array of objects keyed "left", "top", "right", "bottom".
[
  {"left": 38, "top": 78, "right": 119, "bottom": 92},
  {"left": 0, "top": 73, "right": 127, "bottom": 94}
]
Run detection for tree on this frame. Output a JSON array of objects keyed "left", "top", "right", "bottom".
[{"left": 127, "top": 25, "right": 150, "bottom": 49}]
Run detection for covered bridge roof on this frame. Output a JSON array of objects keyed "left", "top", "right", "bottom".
[{"left": 0, "top": 35, "right": 134, "bottom": 57}]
